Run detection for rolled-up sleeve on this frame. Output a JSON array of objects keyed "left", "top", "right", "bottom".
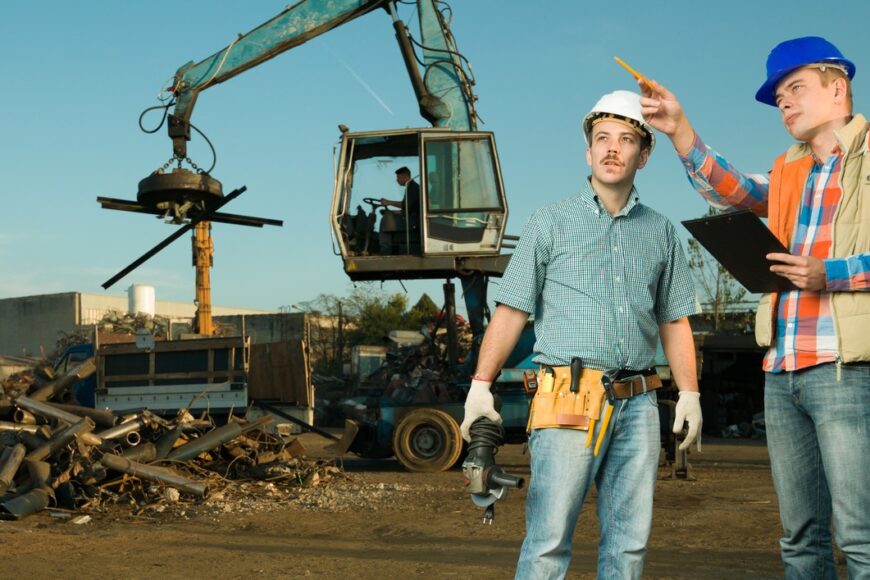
[
  {"left": 655, "top": 224, "right": 701, "bottom": 324},
  {"left": 679, "top": 132, "right": 771, "bottom": 216},
  {"left": 825, "top": 253, "right": 870, "bottom": 291}
]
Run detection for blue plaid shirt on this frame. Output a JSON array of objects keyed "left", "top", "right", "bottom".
[{"left": 495, "top": 179, "right": 699, "bottom": 370}]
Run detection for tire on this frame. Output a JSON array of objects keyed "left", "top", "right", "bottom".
[{"left": 392, "top": 408, "right": 463, "bottom": 473}]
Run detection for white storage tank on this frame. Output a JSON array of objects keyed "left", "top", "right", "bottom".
[{"left": 128, "top": 284, "right": 156, "bottom": 316}]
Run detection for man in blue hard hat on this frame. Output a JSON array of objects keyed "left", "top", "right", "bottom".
[{"left": 640, "top": 36, "right": 870, "bottom": 576}]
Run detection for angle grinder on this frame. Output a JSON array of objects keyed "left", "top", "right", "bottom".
[{"left": 461, "top": 400, "right": 525, "bottom": 524}]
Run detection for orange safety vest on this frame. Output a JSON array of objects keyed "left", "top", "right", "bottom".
[{"left": 754, "top": 114, "right": 870, "bottom": 363}]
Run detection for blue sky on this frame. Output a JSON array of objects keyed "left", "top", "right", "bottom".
[{"left": 2, "top": 1, "right": 868, "bottom": 314}]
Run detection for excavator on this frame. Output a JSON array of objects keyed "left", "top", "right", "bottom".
[{"left": 96, "top": 0, "right": 534, "bottom": 475}]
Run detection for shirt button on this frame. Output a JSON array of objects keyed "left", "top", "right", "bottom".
[
  {"left": 613, "top": 246, "right": 619, "bottom": 251},
  {"left": 615, "top": 276, "right": 621, "bottom": 282},
  {"left": 619, "top": 338, "right": 625, "bottom": 343},
  {"left": 618, "top": 307, "right": 624, "bottom": 313}
]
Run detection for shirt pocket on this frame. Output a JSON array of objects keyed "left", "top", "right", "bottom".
[{"left": 625, "top": 254, "right": 664, "bottom": 295}]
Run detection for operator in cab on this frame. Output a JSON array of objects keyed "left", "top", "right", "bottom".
[
  {"left": 379, "top": 166, "right": 421, "bottom": 254},
  {"left": 460, "top": 90, "right": 702, "bottom": 578}
]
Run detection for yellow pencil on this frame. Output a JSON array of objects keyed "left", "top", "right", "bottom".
[{"left": 614, "top": 56, "right": 655, "bottom": 92}]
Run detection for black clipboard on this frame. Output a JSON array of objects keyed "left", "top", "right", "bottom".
[{"left": 681, "top": 209, "right": 797, "bottom": 293}]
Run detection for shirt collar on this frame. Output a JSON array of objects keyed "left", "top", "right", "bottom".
[
  {"left": 810, "top": 143, "right": 842, "bottom": 166},
  {"left": 582, "top": 176, "right": 641, "bottom": 217}
]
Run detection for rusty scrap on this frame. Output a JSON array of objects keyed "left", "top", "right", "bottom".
[
  {"left": 99, "top": 454, "right": 208, "bottom": 498},
  {"left": 0, "top": 344, "right": 335, "bottom": 522},
  {"left": 30, "top": 358, "right": 96, "bottom": 402},
  {"left": 0, "top": 444, "right": 26, "bottom": 494},
  {"left": 166, "top": 416, "right": 272, "bottom": 462},
  {"left": 0, "top": 421, "right": 40, "bottom": 434},
  {"left": 47, "top": 403, "right": 115, "bottom": 429}
]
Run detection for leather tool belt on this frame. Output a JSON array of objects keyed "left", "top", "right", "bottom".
[
  {"left": 601, "top": 368, "right": 662, "bottom": 400},
  {"left": 526, "top": 366, "right": 661, "bottom": 433}
]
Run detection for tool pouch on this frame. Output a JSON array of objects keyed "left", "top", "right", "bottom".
[{"left": 526, "top": 368, "right": 606, "bottom": 433}]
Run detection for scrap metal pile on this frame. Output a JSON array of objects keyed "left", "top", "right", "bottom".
[
  {"left": 54, "top": 312, "right": 172, "bottom": 354},
  {"left": 0, "top": 359, "right": 339, "bottom": 521},
  {"left": 364, "top": 323, "right": 474, "bottom": 405}
]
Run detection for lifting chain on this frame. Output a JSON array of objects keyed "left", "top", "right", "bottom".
[{"left": 156, "top": 155, "right": 207, "bottom": 175}]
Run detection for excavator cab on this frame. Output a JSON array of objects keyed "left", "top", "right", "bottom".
[{"left": 332, "top": 128, "right": 510, "bottom": 281}]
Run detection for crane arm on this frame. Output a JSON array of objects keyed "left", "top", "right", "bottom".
[
  {"left": 416, "top": 0, "right": 477, "bottom": 131},
  {"left": 167, "top": 0, "right": 477, "bottom": 158},
  {"left": 169, "top": 0, "right": 386, "bottom": 157}
]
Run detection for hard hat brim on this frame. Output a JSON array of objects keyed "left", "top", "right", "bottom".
[{"left": 755, "top": 58, "right": 856, "bottom": 107}]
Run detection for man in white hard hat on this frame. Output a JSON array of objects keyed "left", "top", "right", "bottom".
[
  {"left": 640, "top": 36, "right": 870, "bottom": 576},
  {"left": 460, "top": 90, "right": 702, "bottom": 578}
]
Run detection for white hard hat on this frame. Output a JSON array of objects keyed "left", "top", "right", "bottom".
[{"left": 582, "top": 90, "right": 655, "bottom": 153}]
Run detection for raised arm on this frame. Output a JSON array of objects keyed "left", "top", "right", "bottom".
[
  {"left": 638, "top": 78, "right": 770, "bottom": 215},
  {"left": 637, "top": 78, "right": 696, "bottom": 155}
]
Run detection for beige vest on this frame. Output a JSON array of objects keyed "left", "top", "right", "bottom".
[{"left": 755, "top": 114, "right": 870, "bottom": 362}]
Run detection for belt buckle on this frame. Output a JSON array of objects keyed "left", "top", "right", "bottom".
[{"left": 628, "top": 375, "right": 648, "bottom": 397}]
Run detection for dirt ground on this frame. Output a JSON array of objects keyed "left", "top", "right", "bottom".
[{"left": 0, "top": 434, "right": 848, "bottom": 579}]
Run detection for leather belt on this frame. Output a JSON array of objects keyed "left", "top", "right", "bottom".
[{"left": 606, "top": 373, "right": 662, "bottom": 399}]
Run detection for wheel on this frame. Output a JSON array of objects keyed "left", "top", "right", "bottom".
[{"left": 392, "top": 408, "right": 463, "bottom": 473}]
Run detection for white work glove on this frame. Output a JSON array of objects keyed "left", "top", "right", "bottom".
[
  {"left": 460, "top": 379, "right": 502, "bottom": 442},
  {"left": 673, "top": 391, "right": 702, "bottom": 451}
]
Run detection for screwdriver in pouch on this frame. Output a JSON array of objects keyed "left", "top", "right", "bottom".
[{"left": 570, "top": 357, "right": 583, "bottom": 393}]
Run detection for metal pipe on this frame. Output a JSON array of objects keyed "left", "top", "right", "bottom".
[
  {"left": 13, "top": 409, "right": 37, "bottom": 425},
  {"left": 121, "top": 443, "right": 156, "bottom": 463},
  {"left": 0, "top": 487, "right": 50, "bottom": 519},
  {"left": 23, "top": 458, "right": 51, "bottom": 490},
  {"left": 16, "top": 432, "right": 50, "bottom": 452},
  {"left": 100, "top": 453, "right": 207, "bottom": 497},
  {"left": 0, "top": 444, "right": 26, "bottom": 494},
  {"left": 166, "top": 416, "right": 272, "bottom": 462},
  {"left": 26, "top": 417, "right": 95, "bottom": 462},
  {"left": 155, "top": 424, "right": 183, "bottom": 459},
  {"left": 0, "top": 421, "right": 40, "bottom": 434},
  {"left": 125, "top": 431, "right": 142, "bottom": 447},
  {"left": 30, "top": 358, "right": 96, "bottom": 402},
  {"left": 16, "top": 395, "right": 83, "bottom": 424},
  {"left": 47, "top": 403, "right": 115, "bottom": 429},
  {"left": 14, "top": 397, "right": 102, "bottom": 446},
  {"left": 97, "top": 416, "right": 146, "bottom": 440}
]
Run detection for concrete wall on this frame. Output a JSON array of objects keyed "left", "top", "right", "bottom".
[
  {"left": 0, "top": 292, "right": 273, "bottom": 357},
  {"left": 79, "top": 293, "right": 268, "bottom": 324},
  {"left": 0, "top": 293, "right": 80, "bottom": 357}
]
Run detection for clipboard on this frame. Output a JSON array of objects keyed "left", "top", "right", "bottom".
[{"left": 681, "top": 209, "right": 797, "bottom": 293}]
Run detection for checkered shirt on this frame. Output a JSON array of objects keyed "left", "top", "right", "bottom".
[
  {"left": 681, "top": 133, "right": 870, "bottom": 372},
  {"left": 495, "top": 179, "right": 699, "bottom": 370}
]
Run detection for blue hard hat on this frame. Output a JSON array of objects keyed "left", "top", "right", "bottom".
[{"left": 755, "top": 36, "right": 855, "bottom": 107}]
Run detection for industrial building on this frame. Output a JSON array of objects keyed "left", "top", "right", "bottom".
[{"left": 0, "top": 291, "right": 271, "bottom": 357}]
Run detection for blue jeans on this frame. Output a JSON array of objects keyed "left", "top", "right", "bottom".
[
  {"left": 765, "top": 362, "right": 870, "bottom": 579},
  {"left": 516, "top": 391, "right": 660, "bottom": 579}
]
